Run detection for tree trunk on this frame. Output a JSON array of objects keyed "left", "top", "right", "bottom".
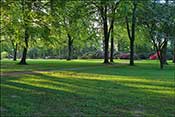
[
  {"left": 67, "top": 33, "right": 73, "bottom": 61},
  {"left": 130, "top": 0, "right": 137, "bottom": 66},
  {"left": 19, "top": 29, "right": 29, "bottom": 65},
  {"left": 110, "top": 23, "right": 114, "bottom": 63},
  {"left": 160, "top": 52, "right": 164, "bottom": 69},
  {"left": 173, "top": 40, "right": 175, "bottom": 63},
  {"left": 19, "top": 47, "right": 27, "bottom": 64},
  {"left": 162, "top": 41, "right": 168, "bottom": 64},
  {"left": 157, "top": 50, "right": 164, "bottom": 69},
  {"left": 13, "top": 44, "right": 18, "bottom": 61},
  {"left": 125, "top": 0, "right": 137, "bottom": 66},
  {"left": 130, "top": 40, "right": 134, "bottom": 66},
  {"left": 173, "top": 52, "right": 175, "bottom": 63},
  {"left": 103, "top": 5, "right": 109, "bottom": 64},
  {"left": 160, "top": 59, "right": 164, "bottom": 69}
]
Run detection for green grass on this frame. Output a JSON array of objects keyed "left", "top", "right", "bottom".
[{"left": 1, "top": 59, "right": 175, "bottom": 116}]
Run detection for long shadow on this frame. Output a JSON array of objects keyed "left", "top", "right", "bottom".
[
  {"left": 61, "top": 62, "right": 175, "bottom": 82},
  {"left": 1, "top": 71, "right": 175, "bottom": 116},
  {"left": 1, "top": 72, "right": 135, "bottom": 116},
  {"left": 2, "top": 71, "right": 174, "bottom": 96}
]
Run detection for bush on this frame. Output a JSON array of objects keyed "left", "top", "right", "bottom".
[
  {"left": 1, "top": 51, "right": 8, "bottom": 59},
  {"left": 79, "top": 53, "right": 94, "bottom": 59},
  {"left": 119, "top": 53, "right": 130, "bottom": 59},
  {"left": 28, "top": 48, "right": 39, "bottom": 59},
  {"left": 78, "top": 50, "right": 104, "bottom": 59},
  {"left": 114, "top": 51, "right": 120, "bottom": 59},
  {"left": 94, "top": 50, "right": 103, "bottom": 59},
  {"left": 119, "top": 52, "right": 138, "bottom": 59},
  {"left": 138, "top": 53, "right": 149, "bottom": 59},
  {"left": 166, "top": 52, "right": 173, "bottom": 60}
]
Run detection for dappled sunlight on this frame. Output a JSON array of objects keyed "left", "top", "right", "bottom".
[
  {"left": 3, "top": 70, "right": 172, "bottom": 97},
  {"left": 39, "top": 71, "right": 173, "bottom": 88},
  {"left": 8, "top": 79, "right": 75, "bottom": 94},
  {"left": 39, "top": 71, "right": 174, "bottom": 96},
  {"left": 5, "top": 76, "right": 105, "bottom": 98},
  {"left": 15, "top": 77, "right": 100, "bottom": 95},
  {"left": 1, "top": 84, "right": 30, "bottom": 92},
  {"left": 1, "top": 84, "right": 46, "bottom": 95},
  {"left": 122, "top": 84, "right": 174, "bottom": 95}
]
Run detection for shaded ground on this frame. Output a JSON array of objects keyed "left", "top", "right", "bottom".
[{"left": 0, "top": 59, "right": 175, "bottom": 116}]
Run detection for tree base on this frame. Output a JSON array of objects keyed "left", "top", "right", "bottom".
[
  {"left": 18, "top": 61, "right": 28, "bottom": 65},
  {"left": 110, "top": 60, "right": 114, "bottom": 63},
  {"left": 129, "top": 63, "right": 135, "bottom": 66},
  {"left": 103, "top": 61, "right": 110, "bottom": 64}
]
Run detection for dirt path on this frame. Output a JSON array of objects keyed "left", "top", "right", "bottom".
[
  {"left": 0, "top": 67, "right": 96, "bottom": 77},
  {"left": 1, "top": 63, "right": 127, "bottom": 77}
]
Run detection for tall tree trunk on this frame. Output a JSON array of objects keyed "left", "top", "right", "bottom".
[
  {"left": 156, "top": 48, "right": 164, "bottom": 69},
  {"left": 67, "top": 33, "right": 73, "bottom": 61},
  {"left": 162, "top": 41, "right": 168, "bottom": 64},
  {"left": 19, "top": 29, "right": 29, "bottom": 65},
  {"left": 173, "top": 40, "right": 175, "bottom": 63},
  {"left": 160, "top": 51, "right": 164, "bottom": 69},
  {"left": 160, "top": 59, "right": 164, "bottom": 69},
  {"left": 103, "top": 5, "right": 109, "bottom": 64},
  {"left": 13, "top": 44, "right": 18, "bottom": 61},
  {"left": 125, "top": 0, "right": 137, "bottom": 66},
  {"left": 130, "top": 0, "right": 137, "bottom": 66},
  {"left": 130, "top": 40, "right": 134, "bottom": 65},
  {"left": 110, "top": 23, "right": 114, "bottom": 63},
  {"left": 20, "top": 48, "right": 27, "bottom": 64}
]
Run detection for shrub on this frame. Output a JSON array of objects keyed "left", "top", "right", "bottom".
[
  {"left": 119, "top": 53, "right": 130, "bottom": 59},
  {"left": 78, "top": 52, "right": 101, "bottom": 59},
  {"left": 166, "top": 52, "right": 173, "bottom": 60},
  {"left": 1, "top": 51, "right": 8, "bottom": 59},
  {"left": 94, "top": 50, "right": 103, "bottom": 59},
  {"left": 119, "top": 52, "right": 138, "bottom": 59},
  {"left": 138, "top": 53, "right": 149, "bottom": 59},
  {"left": 78, "top": 53, "right": 91, "bottom": 59}
]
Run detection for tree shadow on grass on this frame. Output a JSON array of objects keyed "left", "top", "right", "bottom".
[
  {"left": 65, "top": 62, "right": 175, "bottom": 82},
  {"left": 1, "top": 72, "right": 175, "bottom": 116},
  {"left": 0, "top": 60, "right": 103, "bottom": 73}
]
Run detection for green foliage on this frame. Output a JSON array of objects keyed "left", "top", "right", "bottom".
[
  {"left": 1, "top": 51, "right": 8, "bottom": 59},
  {"left": 1, "top": 0, "right": 174, "bottom": 65}
]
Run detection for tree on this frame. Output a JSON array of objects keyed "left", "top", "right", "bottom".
[
  {"left": 110, "top": 4, "right": 119, "bottom": 63},
  {"left": 90, "top": 0, "right": 120, "bottom": 64},
  {"left": 125, "top": 0, "right": 137, "bottom": 66},
  {"left": 1, "top": 0, "right": 22, "bottom": 61},
  {"left": 19, "top": 0, "right": 50, "bottom": 64},
  {"left": 51, "top": 1, "right": 90, "bottom": 60},
  {"left": 141, "top": 0, "right": 175, "bottom": 69}
]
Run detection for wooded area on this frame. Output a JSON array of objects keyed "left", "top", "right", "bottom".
[{"left": 1, "top": 0, "right": 175, "bottom": 69}]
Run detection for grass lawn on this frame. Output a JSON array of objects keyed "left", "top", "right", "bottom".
[{"left": 0, "top": 59, "right": 175, "bottom": 116}]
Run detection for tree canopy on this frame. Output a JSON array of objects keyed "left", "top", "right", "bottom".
[{"left": 1, "top": 0, "right": 175, "bottom": 69}]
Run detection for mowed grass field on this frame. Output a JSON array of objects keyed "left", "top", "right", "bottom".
[{"left": 0, "top": 59, "right": 175, "bottom": 116}]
